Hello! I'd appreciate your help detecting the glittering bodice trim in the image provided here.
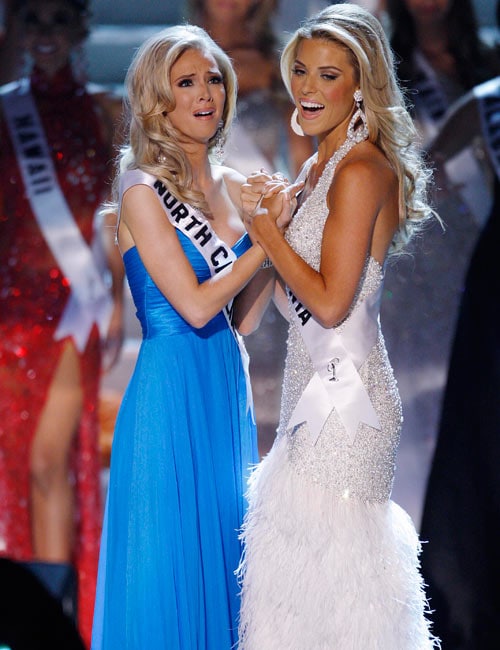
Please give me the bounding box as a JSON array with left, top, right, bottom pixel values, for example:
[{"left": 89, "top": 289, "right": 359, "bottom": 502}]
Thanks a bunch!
[
  {"left": 286, "top": 127, "right": 368, "bottom": 270},
  {"left": 280, "top": 135, "right": 403, "bottom": 503}
]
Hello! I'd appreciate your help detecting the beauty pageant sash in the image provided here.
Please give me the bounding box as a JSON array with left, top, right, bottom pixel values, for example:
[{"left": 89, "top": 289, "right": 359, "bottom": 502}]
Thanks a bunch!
[
  {"left": 475, "top": 77, "right": 500, "bottom": 182},
  {"left": 286, "top": 279, "right": 382, "bottom": 445},
  {"left": 411, "top": 53, "right": 492, "bottom": 224},
  {"left": 120, "top": 169, "right": 254, "bottom": 417},
  {"left": 412, "top": 50, "right": 449, "bottom": 142},
  {"left": 1, "top": 79, "right": 112, "bottom": 351}
]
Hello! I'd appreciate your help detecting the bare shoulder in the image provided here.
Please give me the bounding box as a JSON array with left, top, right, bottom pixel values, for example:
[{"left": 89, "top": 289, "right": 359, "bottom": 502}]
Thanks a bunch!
[
  {"left": 122, "top": 181, "right": 157, "bottom": 207},
  {"left": 333, "top": 141, "right": 397, "bottom": 195}
]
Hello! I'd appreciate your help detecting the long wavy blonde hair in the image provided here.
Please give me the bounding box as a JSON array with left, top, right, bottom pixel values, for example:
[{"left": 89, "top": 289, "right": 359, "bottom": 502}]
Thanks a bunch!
[
  {"left": 280, "top": 3, "right": 436, "bottom": 252},
  {"left": 114, "top": 24, "right": 238, "bottom": 213}
]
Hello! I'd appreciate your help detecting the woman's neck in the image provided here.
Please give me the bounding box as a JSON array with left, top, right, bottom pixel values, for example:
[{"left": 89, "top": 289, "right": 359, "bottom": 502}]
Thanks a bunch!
[
  {"left": 316, "top": 120, "right": 353, "bottom": 165},
  {"left": 185, "top": 146, "right": 214, "bottom": 189}
]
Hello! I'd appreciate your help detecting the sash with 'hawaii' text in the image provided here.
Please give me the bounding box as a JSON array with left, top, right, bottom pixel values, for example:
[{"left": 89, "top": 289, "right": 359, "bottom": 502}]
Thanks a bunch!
[{"left": 1, "top": 78, "right": 112, "bottom": 350}]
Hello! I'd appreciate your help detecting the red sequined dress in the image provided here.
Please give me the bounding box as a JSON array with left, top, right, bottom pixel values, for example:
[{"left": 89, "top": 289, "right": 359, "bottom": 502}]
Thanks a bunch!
[{"left": 0, "top": 65, "right": 112, "bottom": 647}]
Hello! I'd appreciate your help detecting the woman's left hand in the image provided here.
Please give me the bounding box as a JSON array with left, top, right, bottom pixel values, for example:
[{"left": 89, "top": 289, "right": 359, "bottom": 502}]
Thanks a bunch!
[{"left": 241, "top": 170, "right": 288, "bottom": 216}]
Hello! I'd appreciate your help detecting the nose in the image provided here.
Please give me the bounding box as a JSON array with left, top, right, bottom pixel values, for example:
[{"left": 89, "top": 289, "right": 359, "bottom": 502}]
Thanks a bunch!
[
  {"left": 298, "top": 73, "right": 315, "bottom": 95},
  {"left": 199, "top": 82, "right": 213, "bottom": 102}
]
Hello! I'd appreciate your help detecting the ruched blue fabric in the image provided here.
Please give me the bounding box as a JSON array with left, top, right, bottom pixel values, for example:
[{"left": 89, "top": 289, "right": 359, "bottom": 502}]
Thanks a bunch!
[{"left": 91, "top": 232, "right": 258, "bottom": 649}]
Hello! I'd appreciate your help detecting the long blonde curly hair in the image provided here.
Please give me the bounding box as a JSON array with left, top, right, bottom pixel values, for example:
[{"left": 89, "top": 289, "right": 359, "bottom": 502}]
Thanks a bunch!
[
  {"left": 280, "top": 3, "right": 436, "bottom": 253},
  {"left": 113, "top": 23, "right": 238, "bottom": 214}
]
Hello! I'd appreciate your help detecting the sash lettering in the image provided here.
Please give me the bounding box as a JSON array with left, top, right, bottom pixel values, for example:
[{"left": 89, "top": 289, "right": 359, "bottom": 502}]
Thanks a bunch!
[
  {"left": 411, "top": 52, "right": 492, "bottom": 224},
  {"left": 120, "top": 169, "right": 253, "bottom": 417},
  {"left": 1, "top": 79, "right": 112, "bottom": 351},
  {"left": 475, "top": 78, "right": 500, "bottom": 182}
]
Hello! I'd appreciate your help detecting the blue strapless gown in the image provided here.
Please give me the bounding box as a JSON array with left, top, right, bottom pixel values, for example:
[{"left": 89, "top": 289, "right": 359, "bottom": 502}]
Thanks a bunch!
[{"left": 91, "top": 232, "right": 258, "bottom": 649}]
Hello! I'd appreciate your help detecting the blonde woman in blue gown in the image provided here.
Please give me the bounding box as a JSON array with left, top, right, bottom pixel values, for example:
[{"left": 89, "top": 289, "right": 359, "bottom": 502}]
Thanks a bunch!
[{"left": 91, "top": 24, "right": 295, "bottom": 650}]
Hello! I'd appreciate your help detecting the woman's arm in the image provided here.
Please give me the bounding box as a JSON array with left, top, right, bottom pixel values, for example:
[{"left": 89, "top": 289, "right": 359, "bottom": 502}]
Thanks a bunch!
[
  {"left": 232, "top": 172, "right": 301, "bottom": 334},
  {"left": 120, "top": 184, "right": 267, "bottom": 329},
  {"left": 246, "top": 148, "right": 399, "bottom": 328},
  {"left": 232, "top": 266, "right": 276, "bottom": 335},
  {"left": 101, "top": 210, "right": 125, "bottom": 371}
]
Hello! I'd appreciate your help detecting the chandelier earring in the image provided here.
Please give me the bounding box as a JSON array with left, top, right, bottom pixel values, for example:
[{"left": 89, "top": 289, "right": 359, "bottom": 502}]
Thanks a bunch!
[
  {"left": 290, "top": 107, "right": 305, "bottom": 137},
  {"left": 212, "top": 120, "right": 226, "bottom": 163},
  {"left": 347, "top": 89, "right": 369, "bottom": 142}
]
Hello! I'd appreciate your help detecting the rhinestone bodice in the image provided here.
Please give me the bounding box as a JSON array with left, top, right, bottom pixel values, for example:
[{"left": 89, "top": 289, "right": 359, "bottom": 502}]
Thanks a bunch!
[{"left": 279, "top": 141, "right": 403, "bottom": 503}]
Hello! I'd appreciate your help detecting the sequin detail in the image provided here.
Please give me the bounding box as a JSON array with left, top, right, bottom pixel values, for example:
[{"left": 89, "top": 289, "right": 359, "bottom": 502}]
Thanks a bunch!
[
  {"left": 0, "top": 64, "right": 110, "bottom": 647},
  {"left": 280, "top": 139, "right": 403, "bottom": 503}
]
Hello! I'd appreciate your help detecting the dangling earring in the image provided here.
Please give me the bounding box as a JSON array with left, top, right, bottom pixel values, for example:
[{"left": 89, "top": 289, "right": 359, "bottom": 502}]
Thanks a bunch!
[
  {"left": 347, "top": 89, "right": 368, "bottom": 142},
  {"left": 290, "top": 108, "right": 305, "bottom": 137},
  {"left": 158, "top": 151, "right": 167, "bottom": 165},
  {"left": 212, "top": 120, "right": 225, "bottom": 163}
]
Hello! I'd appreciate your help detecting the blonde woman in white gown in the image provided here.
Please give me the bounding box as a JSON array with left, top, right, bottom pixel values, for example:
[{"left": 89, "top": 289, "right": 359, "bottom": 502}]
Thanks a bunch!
[{"left": 234, "top": 4, "right": 441, "bottom": 649}]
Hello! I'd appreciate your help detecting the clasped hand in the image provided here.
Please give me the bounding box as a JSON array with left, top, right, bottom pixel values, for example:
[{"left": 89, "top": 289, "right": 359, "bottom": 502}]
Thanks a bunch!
[{"left": 241, "top": 170, "right": 304, "bottom": 235}]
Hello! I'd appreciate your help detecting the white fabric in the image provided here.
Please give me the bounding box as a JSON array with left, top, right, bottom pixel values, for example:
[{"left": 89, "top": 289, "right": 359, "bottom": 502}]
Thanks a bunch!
[{"left": 287, "top": 283, "right": 382, "bottom": 444}]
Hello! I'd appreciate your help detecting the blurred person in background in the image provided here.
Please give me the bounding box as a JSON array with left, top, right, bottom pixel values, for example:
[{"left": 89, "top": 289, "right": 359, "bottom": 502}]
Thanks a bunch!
[
  {"left": 377, "top": 0, "right": 500, "bottom": 524},
  {"left": 0, "top": 0, "right": 124, "bottom": 645},
  {"left": 419, "top": 4, "right": 500, "bottom": 643},
  {"left": 387, "top": 0, "right": 500, "bottom": 145}
]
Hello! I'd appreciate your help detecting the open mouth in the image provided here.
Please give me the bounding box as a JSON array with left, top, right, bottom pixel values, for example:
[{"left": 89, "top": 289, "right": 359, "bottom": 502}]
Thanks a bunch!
[
  {"left": 194, "top": 109, "right": 215, "bottom": 118},
  {"left": 300, "top": 100, "right": 324, "bottom": 114}
]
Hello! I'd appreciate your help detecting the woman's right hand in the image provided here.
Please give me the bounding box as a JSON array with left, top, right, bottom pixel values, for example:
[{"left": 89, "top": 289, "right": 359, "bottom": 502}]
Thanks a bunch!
[
  {"left": 255, "top": 180, "right": 303, "bottom": 229},
  {"left": 241, "top": 170, "right": 284, "bottom": 217},
  {"left": 241, "top": 170, "right": 301, "bottom": 228}
]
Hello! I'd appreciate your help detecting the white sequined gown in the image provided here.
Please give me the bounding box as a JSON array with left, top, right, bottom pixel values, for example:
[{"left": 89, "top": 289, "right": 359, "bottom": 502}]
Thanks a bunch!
[{"left": 237, "top": 148, "right": 440, "bottom": 650}]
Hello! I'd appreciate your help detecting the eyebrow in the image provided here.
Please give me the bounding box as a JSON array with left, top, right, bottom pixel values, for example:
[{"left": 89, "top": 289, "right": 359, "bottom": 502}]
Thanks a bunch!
[
  {"left": 294, "top": 59, "right": 343, "bottom": 73},
  {"left": 173, "top": 69, "right": 222, "bottom": 83},
  {"left": 173, "top": 72, "right": 195, "bottom": 83}
]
